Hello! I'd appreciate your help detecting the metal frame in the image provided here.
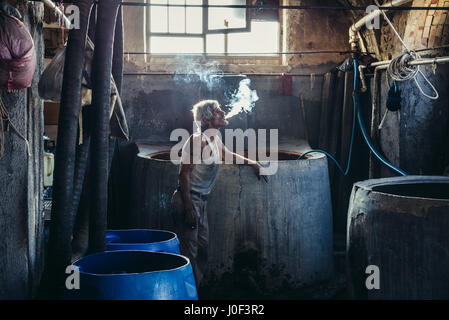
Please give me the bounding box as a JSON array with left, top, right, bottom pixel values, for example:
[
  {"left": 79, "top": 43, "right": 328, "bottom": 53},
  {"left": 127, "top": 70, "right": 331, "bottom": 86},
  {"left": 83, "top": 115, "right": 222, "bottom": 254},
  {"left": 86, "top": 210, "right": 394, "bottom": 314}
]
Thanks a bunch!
[
  {"left": 30, "top": 1, "right": 449, "bottom": 11},
  {"left": 147, "top": 0, "right": 251, "bottom": 35},
  {"left": 147, "top": 0, "right": 258, "bottom": 56},
  {"left": 204, "top": 0, "right": 251, "bottom": 34}
]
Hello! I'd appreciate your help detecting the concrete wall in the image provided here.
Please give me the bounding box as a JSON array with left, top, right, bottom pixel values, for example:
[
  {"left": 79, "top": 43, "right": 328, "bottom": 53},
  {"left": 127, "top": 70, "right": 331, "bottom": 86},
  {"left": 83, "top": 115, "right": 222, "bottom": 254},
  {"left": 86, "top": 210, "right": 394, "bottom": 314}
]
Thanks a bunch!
[
  {"left": 121, "top": 72, "right": 324, "bottom": 147},
  {"left": 120, "top": 0, "right": 353, "bottom": 145},
  {"left": 362, "top": 0, "right": 449, "bottom": 176},
  {"left": 0, "top": 0, "right": 45, "bottom": 299},
  {"left": 285, "top": 0, "right": 354, "bottom": 73}
]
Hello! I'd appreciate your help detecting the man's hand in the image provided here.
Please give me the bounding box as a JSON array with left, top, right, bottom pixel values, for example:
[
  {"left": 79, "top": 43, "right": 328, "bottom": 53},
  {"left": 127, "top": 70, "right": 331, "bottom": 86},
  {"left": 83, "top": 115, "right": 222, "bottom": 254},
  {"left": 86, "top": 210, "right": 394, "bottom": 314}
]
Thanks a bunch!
[
  {"left": 184, "top": 203, "right": 197, "bottom": 229},
  {"left": 252, "top": 163, "right": 268, "bottom": 183}
]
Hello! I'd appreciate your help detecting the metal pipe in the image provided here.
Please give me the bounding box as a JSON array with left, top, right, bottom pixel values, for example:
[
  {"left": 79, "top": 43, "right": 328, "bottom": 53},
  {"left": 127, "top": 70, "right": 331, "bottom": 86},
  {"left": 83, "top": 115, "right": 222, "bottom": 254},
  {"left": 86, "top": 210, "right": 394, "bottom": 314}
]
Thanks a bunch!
[
  {"left": 368, "top": 56, "right": 449, "bottom": 69},
  {"left": 27, "top": 1, "right": 443, "bottom": 10},
  {"left": 124, "top": 50, "right": 359, "bottom": 55},
  {"left": 123, "top": 72, "right": 325, "bottom": 77},
  {"left": 32, "top": 0, "right": 449, "bottom": 10},
  {"left": 41, "top": 0, "right": 71, "bottom": 28},
  {"left": 349, "top": 0, "right": 413, "bottom": 52},
  {"left": 358, "top": 65, "right": 368, "bottom": 92},
  {"left": 369, "top": 66, "right": 382, "bottom": 178}
]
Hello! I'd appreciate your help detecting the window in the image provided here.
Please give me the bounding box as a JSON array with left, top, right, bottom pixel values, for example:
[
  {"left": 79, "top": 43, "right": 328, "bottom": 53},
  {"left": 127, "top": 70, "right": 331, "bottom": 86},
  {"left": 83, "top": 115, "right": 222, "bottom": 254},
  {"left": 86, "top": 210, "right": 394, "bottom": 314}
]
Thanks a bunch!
[{"left": 147, "top": 0, "right": 280, "bottom": 56}]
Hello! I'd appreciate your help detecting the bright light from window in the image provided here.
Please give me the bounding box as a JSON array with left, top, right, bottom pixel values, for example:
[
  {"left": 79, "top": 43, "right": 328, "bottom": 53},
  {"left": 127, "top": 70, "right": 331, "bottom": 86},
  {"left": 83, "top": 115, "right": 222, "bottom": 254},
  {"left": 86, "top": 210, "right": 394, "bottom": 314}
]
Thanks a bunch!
[
  {"left": 186, "top": 0, "right": 202, "bottom": 34},
  {"left": 206, "top": 34, "right": 225, "bottom": 54},
  {"left": 169, "top": 0, "right": 185, "bottom": 33},
  {"left": 150, "top": 0, "right": 168, "bottom": 32},
  {"left": 228, "top": 21, "right": 279, "bottom": 55},
  {"left": 147, "top": 1, "right": 280, "bottom": 56},
  {"left": 150, "top": 37, "right": 203, "bottom": 54},
  {"left": 208, "top": 0, "right": 246, "bottom": 30}
]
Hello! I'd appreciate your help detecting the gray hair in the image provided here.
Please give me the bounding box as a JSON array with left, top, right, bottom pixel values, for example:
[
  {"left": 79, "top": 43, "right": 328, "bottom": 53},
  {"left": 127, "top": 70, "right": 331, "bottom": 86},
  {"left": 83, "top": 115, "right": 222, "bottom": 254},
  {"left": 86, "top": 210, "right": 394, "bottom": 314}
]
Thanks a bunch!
[{"left": 191, "top": 100, "right": 218, "bottom": 130}]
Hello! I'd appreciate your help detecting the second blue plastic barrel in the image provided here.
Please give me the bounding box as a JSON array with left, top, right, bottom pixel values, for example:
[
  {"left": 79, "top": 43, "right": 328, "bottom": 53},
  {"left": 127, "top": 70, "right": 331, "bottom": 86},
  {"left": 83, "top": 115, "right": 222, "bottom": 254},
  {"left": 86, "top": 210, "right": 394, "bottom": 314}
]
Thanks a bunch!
[
  {"left": 70, "top": 250, "right": 198, "bottom": 300},
  {"left": 106, "top": 229, "right": 180, "bottom": 254}
]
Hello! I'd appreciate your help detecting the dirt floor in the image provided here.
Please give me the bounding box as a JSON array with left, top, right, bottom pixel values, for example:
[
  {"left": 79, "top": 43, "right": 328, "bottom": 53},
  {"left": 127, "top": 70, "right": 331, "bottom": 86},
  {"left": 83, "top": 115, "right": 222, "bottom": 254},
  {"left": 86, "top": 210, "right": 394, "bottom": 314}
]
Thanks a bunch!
[
  {"left": 199, "top": 271, "right": 348, "bottom": 300},
  {"left": 198, "top": 236, "right": 349, "bottom": 300}
]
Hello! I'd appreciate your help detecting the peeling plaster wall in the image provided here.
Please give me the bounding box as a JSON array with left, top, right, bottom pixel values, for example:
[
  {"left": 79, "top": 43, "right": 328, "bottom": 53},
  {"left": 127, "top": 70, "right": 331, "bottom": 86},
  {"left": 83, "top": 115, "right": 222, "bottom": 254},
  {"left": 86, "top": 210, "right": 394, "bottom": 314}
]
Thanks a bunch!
[
  {"left": 285, "top": 0, "right": 353, "bottom": 73},
  {"left": 0, "top": 0, "right": 45, "bottom": 299}
]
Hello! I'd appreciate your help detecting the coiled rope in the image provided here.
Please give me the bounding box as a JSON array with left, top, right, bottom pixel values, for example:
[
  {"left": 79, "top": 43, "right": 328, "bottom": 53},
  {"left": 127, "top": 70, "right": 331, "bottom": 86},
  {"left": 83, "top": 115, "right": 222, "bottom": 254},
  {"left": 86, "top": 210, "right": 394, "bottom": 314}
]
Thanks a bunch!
[
  {"left": 387, "top": 51, "right": 439, "bottom": 100},
  {"left": 374, "top": 0, "right": 439, "bottom": 100}
]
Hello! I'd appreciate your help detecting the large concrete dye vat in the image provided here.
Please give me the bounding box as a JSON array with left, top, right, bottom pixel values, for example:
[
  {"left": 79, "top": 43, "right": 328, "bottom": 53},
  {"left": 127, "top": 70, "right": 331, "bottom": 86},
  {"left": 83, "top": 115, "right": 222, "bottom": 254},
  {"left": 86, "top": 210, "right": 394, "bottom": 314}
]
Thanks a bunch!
[
  {"left": 347, "top": 176, "right": 449, "bottom": 299},
  {"left": 129, "top": 139, "right": 333, "bottom": 288}
]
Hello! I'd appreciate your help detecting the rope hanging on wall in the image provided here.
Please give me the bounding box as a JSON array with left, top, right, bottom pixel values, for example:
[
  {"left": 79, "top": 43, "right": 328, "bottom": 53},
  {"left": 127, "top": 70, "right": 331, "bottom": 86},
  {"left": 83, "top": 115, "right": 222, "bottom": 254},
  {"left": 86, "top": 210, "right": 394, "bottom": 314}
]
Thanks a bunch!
[
  {"left": 0, "top": 90, "right": 31, "bottom": 159},
  {"left": 374, "top": 0, "right": 439, "bottom": 100},
  {"left": 372, "top": 0, "right": 439, "bottom": 131}
]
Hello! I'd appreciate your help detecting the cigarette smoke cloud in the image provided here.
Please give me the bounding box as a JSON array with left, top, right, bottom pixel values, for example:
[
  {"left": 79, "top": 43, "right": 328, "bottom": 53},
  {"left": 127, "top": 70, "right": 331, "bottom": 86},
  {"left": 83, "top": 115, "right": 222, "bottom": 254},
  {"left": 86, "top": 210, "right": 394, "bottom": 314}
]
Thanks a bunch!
[
  {"left": 173, "top": 59, "right": 224, "bottom": 90},
  {"left": 172, "top": 59, "right": 259, "bottom": 119},
  {"left": 225, "top": 78, "right": 259, "bottom": 119}
]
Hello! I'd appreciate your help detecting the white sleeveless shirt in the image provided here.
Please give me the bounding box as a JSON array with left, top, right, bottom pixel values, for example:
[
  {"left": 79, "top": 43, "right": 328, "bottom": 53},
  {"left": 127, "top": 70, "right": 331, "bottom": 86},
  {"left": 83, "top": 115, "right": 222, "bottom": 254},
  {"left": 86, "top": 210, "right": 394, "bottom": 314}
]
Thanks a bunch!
[{"left": 180, "top": 133, "right": 221, "bottom": 195}]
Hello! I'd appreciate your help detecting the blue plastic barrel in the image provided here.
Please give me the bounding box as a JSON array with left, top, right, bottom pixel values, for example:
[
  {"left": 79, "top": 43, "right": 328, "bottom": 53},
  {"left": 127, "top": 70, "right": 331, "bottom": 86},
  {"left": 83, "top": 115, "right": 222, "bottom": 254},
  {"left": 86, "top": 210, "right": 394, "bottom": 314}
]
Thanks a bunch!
[
  {"left": 70, "top": 250, "right": 198, "bottom": 300},
  {"left": 106, "top": 229, "right": 180, "bottom": 254}
]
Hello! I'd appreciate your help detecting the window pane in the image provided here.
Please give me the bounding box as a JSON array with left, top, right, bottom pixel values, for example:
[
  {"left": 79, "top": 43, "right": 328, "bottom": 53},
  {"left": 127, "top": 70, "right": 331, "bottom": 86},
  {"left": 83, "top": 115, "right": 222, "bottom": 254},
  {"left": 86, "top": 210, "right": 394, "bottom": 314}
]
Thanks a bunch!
[
  {"left": 186, "top": 7, "right": 202, "bottom": 33},
  {"left": 169, "top": 0, "right": 185, "bottom": 33},
  {"left": 228, "top": 21, "right": 279, "bottom": 55},
  {"left": 206, "top": 34, "right": 225, "bottom": 54},
  {"left": 150, "top": 36, "right": 203, "bottom": 54},
  {"left": 150, "top": 0, "right": 168, "bottom": 32},
  {"left": 208, "top": 0, "right": 246, "bottom": 30},
  {"left": 186, "top": 0, "right": 202, "bottom": 5}
]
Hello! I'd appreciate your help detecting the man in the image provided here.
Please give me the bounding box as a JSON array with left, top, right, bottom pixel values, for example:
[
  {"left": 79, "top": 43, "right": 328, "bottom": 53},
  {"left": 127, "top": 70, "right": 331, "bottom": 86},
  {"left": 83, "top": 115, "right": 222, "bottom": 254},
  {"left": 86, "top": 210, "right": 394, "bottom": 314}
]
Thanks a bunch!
[{"left": 171, "top": 99, "right": 267, "bottom": 287}]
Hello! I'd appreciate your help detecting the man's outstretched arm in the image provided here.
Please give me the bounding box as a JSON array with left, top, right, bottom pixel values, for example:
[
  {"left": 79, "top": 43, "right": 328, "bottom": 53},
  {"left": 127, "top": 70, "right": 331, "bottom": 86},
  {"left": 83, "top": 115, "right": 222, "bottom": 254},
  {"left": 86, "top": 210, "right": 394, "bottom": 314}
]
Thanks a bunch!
[{"left": 217, "top": 138, "right": 268, "bottom": 182}]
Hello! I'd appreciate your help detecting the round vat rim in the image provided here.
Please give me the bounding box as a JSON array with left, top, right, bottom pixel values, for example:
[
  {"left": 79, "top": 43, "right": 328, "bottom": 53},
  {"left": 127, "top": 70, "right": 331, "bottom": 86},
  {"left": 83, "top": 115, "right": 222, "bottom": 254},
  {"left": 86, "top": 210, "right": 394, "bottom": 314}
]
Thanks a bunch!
[
  {"left": 106, "top": 229, "right": 178, "bottom": 246},
  {"left": 72, "top": 250, "right": 192, "bottom": 277},
  {"left": 353, "top": 175, "right": 449, "bottom": 204},
  {"left": 139, "top": 149, "right": 326, "bottom": 162}
]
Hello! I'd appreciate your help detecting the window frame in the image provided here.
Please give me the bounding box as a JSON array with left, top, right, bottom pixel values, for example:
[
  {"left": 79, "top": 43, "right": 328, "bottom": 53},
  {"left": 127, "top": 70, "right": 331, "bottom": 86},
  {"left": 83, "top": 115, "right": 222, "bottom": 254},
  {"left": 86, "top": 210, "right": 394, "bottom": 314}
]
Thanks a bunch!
[{"left": 145, "top": 0, "right": 282, "bottom": 62}]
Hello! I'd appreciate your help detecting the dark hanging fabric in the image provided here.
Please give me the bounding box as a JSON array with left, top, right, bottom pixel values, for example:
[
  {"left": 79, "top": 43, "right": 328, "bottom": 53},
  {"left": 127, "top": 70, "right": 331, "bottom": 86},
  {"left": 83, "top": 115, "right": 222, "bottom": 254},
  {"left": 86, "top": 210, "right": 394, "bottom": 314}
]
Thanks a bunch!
[
  {"left": 42, "top": 0, "right": 95, "bottom": 298},
  {"left": 386, "top": 80, "right": 401, "bottom": 111},
  {"left": 107, "top": 4, "right": 128, "bottom": 230},
  {"left": 88, "top": 0, "right": 121, "bottom": 254},
  {"left": 112, "top": 6, "right": 123, "bottom": 95},
  {"left": 0, "top": 2, "right": 22, "bottom": 19},
  {"left": 318, "top": 69, "right": 370, "bottom": 235},
  {"left": 109, "top": 5, "right": 126, "bottom": 139},
  {"left": 71, "top": 105, "right": 94, "bottom": 261},
  {"left": 0, "top": 12, "right": 36, "bottom": 91},
  {"left": 279, "top": 73, "right": 293, "bottom": 96},
  {"left": 88, "top": 3, "right": 97, "bottom": 43}
]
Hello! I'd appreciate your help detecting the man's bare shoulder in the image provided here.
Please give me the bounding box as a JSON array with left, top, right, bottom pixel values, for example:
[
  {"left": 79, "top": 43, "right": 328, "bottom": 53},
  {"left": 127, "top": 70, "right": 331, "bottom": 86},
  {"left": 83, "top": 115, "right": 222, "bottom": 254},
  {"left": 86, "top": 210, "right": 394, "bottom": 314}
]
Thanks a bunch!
[
  {"left": 214, "top": 134, "right": 224, "bottom": 146},
  {"left": 188, "top": 133, "right": 208, "bottom": 148},
  {"left": 181, "top": 133, "right": 207, "bottom": 163}
]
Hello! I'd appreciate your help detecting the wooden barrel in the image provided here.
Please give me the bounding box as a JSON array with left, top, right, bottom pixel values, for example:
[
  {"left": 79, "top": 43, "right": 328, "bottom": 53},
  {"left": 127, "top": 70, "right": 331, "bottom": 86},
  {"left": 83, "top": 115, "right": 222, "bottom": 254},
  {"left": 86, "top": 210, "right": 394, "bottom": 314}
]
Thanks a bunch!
[{"left": 347, "top": 176, "right": 449, "bottom": 299}]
